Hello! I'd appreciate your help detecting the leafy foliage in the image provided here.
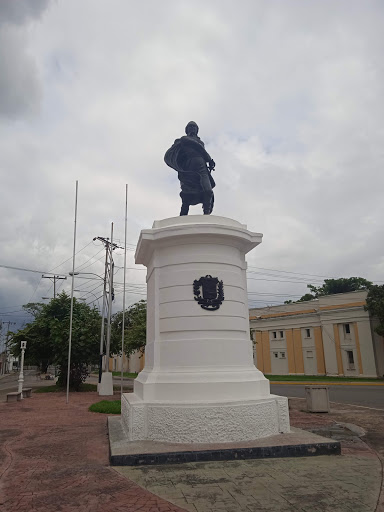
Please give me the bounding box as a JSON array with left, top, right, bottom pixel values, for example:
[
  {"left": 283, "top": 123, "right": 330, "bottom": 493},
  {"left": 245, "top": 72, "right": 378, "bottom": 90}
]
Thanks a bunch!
[
  {"left": 111, "top": 300, "right": 146, "bottom": 357},
  {"left": 285, "top": 277, "right": 372, "bottom": 303},
  {"left": 307, "top": 277, "right": 372, "bottom": 298},
  {"left": 365, "top": 285, "right": 384, "bottom": 337},
  {"left": 9, "top": 292, "right": 101, "bottom": 390}
]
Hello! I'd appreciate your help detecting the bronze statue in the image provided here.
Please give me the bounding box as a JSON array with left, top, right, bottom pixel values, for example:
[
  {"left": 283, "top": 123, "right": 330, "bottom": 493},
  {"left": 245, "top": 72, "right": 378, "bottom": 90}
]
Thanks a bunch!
[{"left": 164, "top": 121, "right": 216, "bottom": 215}]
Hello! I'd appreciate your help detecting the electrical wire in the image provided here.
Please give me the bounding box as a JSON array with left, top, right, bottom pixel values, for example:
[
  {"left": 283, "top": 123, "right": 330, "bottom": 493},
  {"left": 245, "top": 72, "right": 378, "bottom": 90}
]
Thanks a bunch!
[
  {"left": 74, "top": 248, "right": 106, "bottom": 272},
  {"left": 47, "top": 240, "right": 97, "bottom": 272}
]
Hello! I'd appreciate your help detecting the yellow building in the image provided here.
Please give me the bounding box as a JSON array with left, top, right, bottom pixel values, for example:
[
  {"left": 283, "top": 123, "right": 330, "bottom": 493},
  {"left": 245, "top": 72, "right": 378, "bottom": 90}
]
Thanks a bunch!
[
  {"left": 107, "top": 350, "right": 144, "bottom": 373},
  {"left": 250, "top": 291, "right": 384, "bottom": 378}
]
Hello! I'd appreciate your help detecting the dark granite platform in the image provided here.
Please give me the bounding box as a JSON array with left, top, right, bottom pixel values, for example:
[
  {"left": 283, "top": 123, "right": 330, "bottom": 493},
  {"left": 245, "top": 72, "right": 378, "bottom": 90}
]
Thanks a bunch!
[{"left": 108, "top": 416, "right": 340, "bottom": 466}]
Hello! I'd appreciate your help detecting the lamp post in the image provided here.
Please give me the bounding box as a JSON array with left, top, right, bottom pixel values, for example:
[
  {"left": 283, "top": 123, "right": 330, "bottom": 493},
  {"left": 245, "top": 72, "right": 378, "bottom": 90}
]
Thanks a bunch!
[{"left": 18, "top": 340, "right": 27, "bottom": 399}]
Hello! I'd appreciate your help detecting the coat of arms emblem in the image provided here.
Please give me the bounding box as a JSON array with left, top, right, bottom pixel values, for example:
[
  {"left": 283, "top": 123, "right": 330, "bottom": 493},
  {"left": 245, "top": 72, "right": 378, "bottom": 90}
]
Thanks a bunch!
[{"left": 193, "top": 275, "right": 224, "bottom": 311}]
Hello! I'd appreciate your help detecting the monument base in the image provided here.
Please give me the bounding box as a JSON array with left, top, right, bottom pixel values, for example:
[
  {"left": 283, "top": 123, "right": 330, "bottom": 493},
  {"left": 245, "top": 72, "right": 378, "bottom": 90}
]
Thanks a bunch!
[
  {"left": 122, "top": 215, "right": 290, "bottom": 444},
  {"left": 122, "top": 392, "right": 289, "bottom": 443}
]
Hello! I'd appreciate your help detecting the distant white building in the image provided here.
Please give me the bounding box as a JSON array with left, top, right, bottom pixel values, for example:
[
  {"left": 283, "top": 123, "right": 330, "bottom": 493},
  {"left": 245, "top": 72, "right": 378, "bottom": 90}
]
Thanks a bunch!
[
  {"left": 249, "top": 291, "right": 384, "bottom": 378},
  {"left": 0, "top": 351, "right": 18, "bottom": 374}
]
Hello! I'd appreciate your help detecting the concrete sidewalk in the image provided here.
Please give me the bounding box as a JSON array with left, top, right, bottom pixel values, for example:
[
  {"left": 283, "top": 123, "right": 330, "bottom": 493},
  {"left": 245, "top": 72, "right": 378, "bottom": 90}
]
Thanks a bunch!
[{"left": 0, "top": 391, "right": 383, "bottom": 512}]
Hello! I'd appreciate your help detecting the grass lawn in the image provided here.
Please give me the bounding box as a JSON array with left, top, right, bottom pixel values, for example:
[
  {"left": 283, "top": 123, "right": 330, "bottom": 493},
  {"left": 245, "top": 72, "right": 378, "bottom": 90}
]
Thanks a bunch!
[
  {"left": 89, "top": 400, "right": 121, "bottom": 414},
  {"left": 111, "top": 371, "right": 138, "bottom": 378},
  {"left": 92, "top": 371, "right": 138, "bottom": 378},
  {"left": 265, "top": 374, "right": 384, "bottom": 382}
]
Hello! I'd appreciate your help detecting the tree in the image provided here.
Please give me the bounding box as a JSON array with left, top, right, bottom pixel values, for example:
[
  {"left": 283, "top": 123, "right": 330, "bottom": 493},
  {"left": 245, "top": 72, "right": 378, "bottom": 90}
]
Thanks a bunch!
[
  {"left": 111, "top": 300, "right": 147, "bottom": 357},
  {"left": 307, "top": 277, "right": 372, "bottom": 297},
  {"left": 365, "top": 285, "right": 384, "bottom": 336},
  {"left": 284, "top": 293, "right": 315, "bottom": 304},
  {"left": 9, "top": 292, "right": 102, "bottom": 390},
  {"left": 295, "top": 277, "right": 372, "bottom": 302}
]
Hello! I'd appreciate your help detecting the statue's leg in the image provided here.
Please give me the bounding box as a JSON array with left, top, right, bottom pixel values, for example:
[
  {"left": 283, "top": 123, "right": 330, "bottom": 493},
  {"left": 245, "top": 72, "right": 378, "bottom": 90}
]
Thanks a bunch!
[
  {"left": 202, "top": 191, "right": 213, "bottom": 214},
  {"left": 199, "top": 171, "right": 214, "bottom": 215},
  {"left": 209, "top": 193, "right": 214, "bottom": 214},
  {"left": 180, "top": 201, "right": 189, "bottom": 216}
]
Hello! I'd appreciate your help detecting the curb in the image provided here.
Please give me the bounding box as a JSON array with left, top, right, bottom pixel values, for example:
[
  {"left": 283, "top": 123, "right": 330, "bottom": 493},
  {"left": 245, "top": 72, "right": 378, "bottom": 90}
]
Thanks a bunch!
[{"left": 108, "top": 417, "right": 341, "bottom": 467}]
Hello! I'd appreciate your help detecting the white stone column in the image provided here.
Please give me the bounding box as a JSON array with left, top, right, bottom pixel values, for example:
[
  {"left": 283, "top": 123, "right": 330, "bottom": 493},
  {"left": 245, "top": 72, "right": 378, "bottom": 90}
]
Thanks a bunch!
[{"left": 122, "top": 215, "right": 290, "bottom": 443}]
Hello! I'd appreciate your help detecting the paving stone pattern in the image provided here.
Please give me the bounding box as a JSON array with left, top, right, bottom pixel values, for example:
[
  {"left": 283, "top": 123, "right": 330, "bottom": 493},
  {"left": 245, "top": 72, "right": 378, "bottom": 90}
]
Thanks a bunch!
[
  {"left": 116, "top": 454, "right": 381, "bottom": 512},
  {"left": 1, "top": 390, "right": 382, "bottom": 512},
  {"left": 0, "top": 392, "right": 185, "bottom": 512}
]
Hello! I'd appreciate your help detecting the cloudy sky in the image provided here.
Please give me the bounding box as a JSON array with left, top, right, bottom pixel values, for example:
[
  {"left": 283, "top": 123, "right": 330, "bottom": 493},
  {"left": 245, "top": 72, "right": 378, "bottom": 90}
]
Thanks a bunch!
[{"left": 1, "top": 0, "right": 384, "bottom": 340}]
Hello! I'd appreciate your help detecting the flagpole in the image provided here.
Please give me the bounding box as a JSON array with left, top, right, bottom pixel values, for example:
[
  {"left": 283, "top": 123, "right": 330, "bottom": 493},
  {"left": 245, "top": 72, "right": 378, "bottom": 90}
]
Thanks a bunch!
[
  {"left": 66, "top": 180, "right": 78, "bottom": 404},
  {"left": 121, "top": 184, "right": 128, "bottom": 396}
]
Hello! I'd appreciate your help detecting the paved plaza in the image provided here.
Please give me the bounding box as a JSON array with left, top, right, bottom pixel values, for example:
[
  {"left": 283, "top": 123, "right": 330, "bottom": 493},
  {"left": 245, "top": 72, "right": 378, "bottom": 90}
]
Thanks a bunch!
[
  {"left": 116, "top": 453, "right": 380, "bottom": 512},
  {"left": 0, "top": 389, "right": 383, "bottom": 512}
]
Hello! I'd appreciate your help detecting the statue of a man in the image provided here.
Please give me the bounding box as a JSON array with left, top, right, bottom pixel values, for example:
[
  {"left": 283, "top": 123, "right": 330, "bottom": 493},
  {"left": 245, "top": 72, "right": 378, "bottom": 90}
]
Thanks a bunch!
[{"left": 164, "top": 121, "right": 216, "bottom": 215}]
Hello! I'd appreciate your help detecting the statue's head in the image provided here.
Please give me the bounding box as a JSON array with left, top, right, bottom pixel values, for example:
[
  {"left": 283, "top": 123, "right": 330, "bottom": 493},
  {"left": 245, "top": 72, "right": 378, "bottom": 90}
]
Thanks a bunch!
[{"left": 185, "top": 121, "right": 199, "bottom": 136}]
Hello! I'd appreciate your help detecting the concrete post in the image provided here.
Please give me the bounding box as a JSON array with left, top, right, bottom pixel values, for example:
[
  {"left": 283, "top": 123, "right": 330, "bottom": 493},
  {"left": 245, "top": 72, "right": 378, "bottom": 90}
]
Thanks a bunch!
[{"left": 18, "top": 340, "right": 27, "bottom": 399}]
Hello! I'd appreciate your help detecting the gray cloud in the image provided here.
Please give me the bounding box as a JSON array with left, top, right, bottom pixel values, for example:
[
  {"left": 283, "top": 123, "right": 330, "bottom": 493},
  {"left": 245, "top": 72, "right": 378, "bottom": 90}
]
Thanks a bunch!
[
  {"left": 0, "top": 0, "right": 49, "bottom": 118},
  {"left": 0, "top": 0, "right": 49, "bottom": 25}
]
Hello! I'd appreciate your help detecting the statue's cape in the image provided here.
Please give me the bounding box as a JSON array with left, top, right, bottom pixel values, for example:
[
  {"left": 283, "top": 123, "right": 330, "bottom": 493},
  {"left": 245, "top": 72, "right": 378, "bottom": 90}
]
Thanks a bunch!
[
  {"left": 164, "top": 137, "right": 216, "bottom": 191},
  {"left": 164, "top": 138, "right": 184, "bottom": 172}
]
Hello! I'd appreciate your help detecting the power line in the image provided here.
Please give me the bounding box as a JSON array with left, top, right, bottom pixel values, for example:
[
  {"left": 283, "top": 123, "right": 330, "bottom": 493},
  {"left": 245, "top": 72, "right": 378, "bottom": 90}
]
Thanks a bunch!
[
  {"left": 0, "top": 264, "right": 52, "bottom": 274},
  {"left": 247, "top": 265, "right": 336, "bottom": 279},
  {"left": 74, "top": 248, "right": 106, "bottom": 272},
  {"left": 247, "top": 266, "right": 384, "bottom": 283},
  {"left": 47, "top": 240, "right": 96, "bottom": 272},
  {"left": 247, "top": 277, "right": 317, "bottom": 284},
  {"left": 41, "top": 275, "right": 67, "bottom": 298}
]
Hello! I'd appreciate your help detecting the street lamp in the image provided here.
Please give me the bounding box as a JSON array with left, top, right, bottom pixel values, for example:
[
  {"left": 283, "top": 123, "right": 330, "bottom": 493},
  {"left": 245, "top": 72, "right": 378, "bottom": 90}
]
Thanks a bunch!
[
  {"left": 18, "top": 340, "right": 27, "bottom": 399},
  {"left": 73, "top": 289, "right": 101, "bottom": 308},
  {"left": 69, "top": 272, "right": 104, "bottom": 280}
]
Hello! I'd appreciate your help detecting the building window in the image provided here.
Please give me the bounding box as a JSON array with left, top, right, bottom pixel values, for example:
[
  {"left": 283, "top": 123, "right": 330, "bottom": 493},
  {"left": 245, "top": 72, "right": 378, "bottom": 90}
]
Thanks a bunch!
[
  {"left": 272, "top": 331, "right": 277, "bottom": 339},
  {"left": 280, "top": 352, "right": 286, "bottom": 359},
  {"left": 344, "top": 323, "right": 351, "bottom": 335},
  {"left": 305, "top": 328, "right": 311, "bottom": 338},
  {"left": 347, "top": 350, "right": 355, "bottom": 370},
  {"left": 306, "top": 350, "right": 313, "bottom": 358}
]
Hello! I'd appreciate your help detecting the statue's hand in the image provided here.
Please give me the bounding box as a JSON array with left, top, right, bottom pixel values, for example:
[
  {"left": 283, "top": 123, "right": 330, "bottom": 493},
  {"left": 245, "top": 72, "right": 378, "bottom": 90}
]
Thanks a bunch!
[{"left": 209, "top": 159, "right": 215, "bottom": 170}]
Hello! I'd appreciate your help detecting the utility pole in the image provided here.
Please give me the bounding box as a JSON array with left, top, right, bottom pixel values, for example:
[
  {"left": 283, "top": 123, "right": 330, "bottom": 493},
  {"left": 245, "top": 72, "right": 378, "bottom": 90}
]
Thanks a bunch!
[
  {"left": 41, "top": 274, "right": 67, "bottom": 298},
  {"left": 94, "top": 229, "right": 122, "bottom": 395},
  {"left": 1, "top": 321, "right": 16, "bottom": 374}
]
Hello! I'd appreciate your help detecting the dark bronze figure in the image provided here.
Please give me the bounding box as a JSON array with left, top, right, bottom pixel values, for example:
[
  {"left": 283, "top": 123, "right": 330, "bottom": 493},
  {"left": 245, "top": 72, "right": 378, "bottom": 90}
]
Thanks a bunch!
[{"left": 164, "top": 121, "right": 216, "bottom": 215}]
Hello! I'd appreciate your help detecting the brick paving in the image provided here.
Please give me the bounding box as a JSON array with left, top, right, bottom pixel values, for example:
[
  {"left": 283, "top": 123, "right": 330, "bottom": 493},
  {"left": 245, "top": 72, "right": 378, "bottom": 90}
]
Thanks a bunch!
[
  {"left": 0, "top": 392, "right": 185, "bottom": 512},
  {"left": 1, "top": 391, "right": 383, "bottom": 512}
]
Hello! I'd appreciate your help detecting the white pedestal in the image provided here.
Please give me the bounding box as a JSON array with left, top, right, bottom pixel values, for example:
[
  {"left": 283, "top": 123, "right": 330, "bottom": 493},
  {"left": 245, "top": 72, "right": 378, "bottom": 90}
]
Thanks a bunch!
[
  {"left": 122, "top": 215, "right": 290, "bottom": 443},
  {"left": 99, "top": 371, "right": 113, "bottom": 396}
]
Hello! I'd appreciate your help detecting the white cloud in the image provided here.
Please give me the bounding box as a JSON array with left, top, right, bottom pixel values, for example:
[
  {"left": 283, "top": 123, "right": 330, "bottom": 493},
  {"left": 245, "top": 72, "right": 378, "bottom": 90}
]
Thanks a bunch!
[{"left": 1, "top": 0, "right": 384, "bottom": 333}]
